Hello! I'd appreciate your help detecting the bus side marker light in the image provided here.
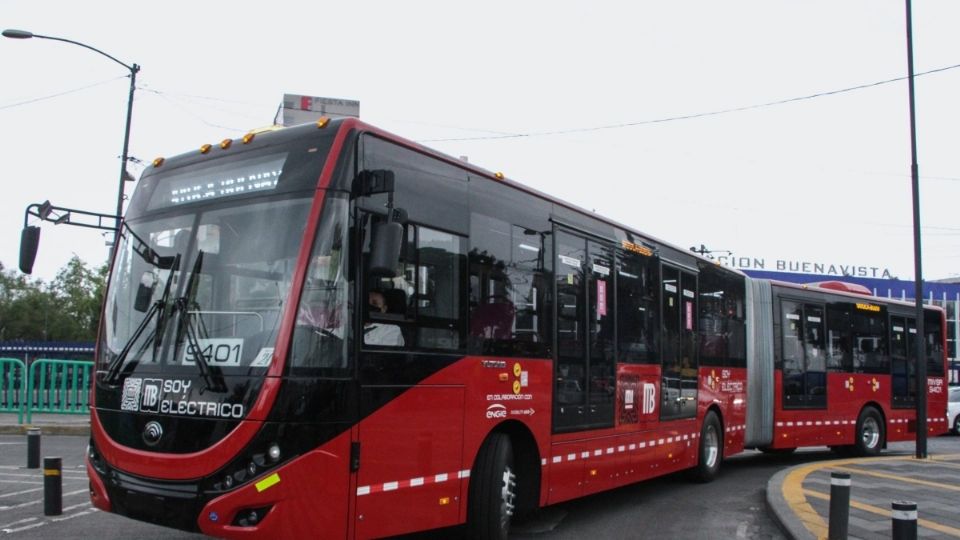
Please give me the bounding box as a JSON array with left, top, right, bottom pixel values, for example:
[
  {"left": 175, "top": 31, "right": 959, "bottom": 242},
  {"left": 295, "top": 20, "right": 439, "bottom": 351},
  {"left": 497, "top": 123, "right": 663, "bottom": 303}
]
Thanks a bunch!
[
  {"left": 494, "top": 172, "right": 505, "bottom": 180},
  {"left": 589, "top": 469, "right": 597, "bottom": 476},
  {"left": 499, "top": 373, "right": 509, "bottom": 382},
  {"left": 316, "top": 116, "right": 330, "bottom": 129},
  {"left": 242, "top": 133, "right": 255, "bottom": 144},
  {"left": 255, "top": 473, "right": 281, "bottom": 493},
  {"left": 200, "top": 144, "right": 212, "bottom": 154},
  {"left": 220, "top": 139, "right": 232, "bottom": 150},
  {"left": 152, "top": 157, "right": 165, "bottom": 168},
  {"left": 439, "top": 497, "right": 450, "bottom": 506}
]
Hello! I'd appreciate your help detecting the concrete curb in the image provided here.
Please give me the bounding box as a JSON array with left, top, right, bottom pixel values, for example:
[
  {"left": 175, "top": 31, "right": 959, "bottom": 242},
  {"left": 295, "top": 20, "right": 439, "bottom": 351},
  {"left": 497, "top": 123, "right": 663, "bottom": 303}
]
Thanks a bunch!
[{"left": 765, "top": 466, "right": 816, "bottom": 540}]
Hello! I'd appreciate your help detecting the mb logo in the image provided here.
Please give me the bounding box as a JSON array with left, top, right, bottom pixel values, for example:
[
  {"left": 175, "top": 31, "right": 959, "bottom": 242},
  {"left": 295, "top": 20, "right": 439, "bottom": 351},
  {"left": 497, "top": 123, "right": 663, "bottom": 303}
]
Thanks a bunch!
[
  {"left": 642, "top": 383, "right": 656, "bottom": 414},
  {"left": 141, "top": 379, "right": 162, "bottom": 412}
]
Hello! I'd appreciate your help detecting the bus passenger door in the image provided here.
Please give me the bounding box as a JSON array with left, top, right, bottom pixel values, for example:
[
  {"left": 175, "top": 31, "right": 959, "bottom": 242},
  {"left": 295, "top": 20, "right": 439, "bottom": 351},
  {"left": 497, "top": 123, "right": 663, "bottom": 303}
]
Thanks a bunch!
[
  {"left": 660, "top": 265, "right": 697, "bottom": 421},
  {"left": 553, "top": 230, "right": 615, "bottom": 432}
]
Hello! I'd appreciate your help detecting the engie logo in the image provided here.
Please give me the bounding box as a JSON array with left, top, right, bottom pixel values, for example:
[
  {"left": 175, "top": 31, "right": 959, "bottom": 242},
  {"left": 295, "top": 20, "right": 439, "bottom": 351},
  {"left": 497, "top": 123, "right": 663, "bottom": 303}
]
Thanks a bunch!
[
  {"left": 140, "top": 379, "right": 162, "bottom": 412},
  {"left": 486, "top": 404, "right": 507, "bottom": 419}
]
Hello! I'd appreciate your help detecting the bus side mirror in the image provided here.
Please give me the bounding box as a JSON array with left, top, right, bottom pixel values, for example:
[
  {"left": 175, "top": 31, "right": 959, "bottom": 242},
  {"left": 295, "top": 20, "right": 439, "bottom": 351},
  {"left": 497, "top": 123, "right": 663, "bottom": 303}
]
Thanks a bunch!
[
  {"left": 19, "top": 225, "right": 40, "bottom": 274},
  {"left": 368, "top": 221, "right": 403, "bottom": 278}
]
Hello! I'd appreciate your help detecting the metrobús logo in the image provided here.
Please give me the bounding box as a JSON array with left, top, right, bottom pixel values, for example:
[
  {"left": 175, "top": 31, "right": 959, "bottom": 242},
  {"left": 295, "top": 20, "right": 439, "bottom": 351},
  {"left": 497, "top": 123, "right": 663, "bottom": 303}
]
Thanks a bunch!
[
  {"left": 118, "top": 377, "right": 244, "bottom": 419},
  {"left": 485, "top": 404, "right": 507, "bottom": 419}
]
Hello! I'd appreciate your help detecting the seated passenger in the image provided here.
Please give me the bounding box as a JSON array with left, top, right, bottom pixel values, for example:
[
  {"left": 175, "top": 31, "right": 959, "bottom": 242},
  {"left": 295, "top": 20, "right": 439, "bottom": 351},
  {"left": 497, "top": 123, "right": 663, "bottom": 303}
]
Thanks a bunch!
[{"left": 365, "top": 290, "right": 404, "bottom": 347}]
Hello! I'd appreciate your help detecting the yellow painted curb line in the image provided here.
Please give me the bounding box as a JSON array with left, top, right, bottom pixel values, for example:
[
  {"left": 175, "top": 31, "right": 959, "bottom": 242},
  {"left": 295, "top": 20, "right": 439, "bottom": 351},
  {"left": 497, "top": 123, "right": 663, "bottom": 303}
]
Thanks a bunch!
[{"left": 781, "top": 454, "right": 960, "bottom": 539}]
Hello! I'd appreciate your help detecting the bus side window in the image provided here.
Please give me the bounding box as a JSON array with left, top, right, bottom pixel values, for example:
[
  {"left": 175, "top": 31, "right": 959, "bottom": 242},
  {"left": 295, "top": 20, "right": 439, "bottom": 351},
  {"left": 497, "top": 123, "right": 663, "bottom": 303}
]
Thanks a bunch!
[
  {"left": 365, "top": 218, "right": 467, "bottom": 351},
  {"left": 468, "top": 213, "right": 551, "bottom": 357}
]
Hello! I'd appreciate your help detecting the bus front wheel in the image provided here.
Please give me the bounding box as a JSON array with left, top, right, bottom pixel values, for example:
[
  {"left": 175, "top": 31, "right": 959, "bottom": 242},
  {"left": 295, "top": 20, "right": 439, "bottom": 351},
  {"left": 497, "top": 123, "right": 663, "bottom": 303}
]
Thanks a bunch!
[
  {"left": 689, "top": 411, "right": 723, "bottom": 483},
  {"left": 468, "top": 433, "right": 516, "bottom": 540}
]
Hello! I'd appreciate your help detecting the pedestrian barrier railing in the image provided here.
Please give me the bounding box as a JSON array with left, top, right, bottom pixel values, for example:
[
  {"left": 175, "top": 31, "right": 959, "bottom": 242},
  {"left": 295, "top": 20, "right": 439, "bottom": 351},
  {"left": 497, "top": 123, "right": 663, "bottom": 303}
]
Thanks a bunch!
[
  {"left": 0, "top": 358, "right": 27, "bottom": 424},
  {"left": 24, "top": 359, "right": 94, "bottom": 424}
]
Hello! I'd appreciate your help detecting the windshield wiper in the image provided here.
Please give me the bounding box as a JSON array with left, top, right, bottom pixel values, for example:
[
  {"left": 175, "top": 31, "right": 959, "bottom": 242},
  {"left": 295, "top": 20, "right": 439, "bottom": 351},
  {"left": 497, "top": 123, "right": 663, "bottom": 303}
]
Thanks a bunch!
[
  {"left": 105, "top": 253, "right": 181, "bottom": 384},
  {"left": 173, "top": 251, "right": 227, "bottom": 393}
]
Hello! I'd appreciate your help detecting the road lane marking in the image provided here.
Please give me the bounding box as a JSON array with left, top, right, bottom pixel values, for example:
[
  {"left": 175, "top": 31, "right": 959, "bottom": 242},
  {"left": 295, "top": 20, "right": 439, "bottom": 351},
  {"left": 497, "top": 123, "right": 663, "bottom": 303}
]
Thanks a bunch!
[
  {"left": 0, "top": 487, "right": 43, "bottom": 499},
  {"left": 0, "top": 518, "right": 36, "bottom": 531},
  {"left": 1, "top": 506, "right": 97, "bottom": 534},
  {"left": 0, "top": 488, "right": 89, "bottom": 512},
  {"left": 832, "top": 465, "right": 960, "bottom": 492},
  {"left": 804, "top": 489, "right": 960, "bottom": 538}
]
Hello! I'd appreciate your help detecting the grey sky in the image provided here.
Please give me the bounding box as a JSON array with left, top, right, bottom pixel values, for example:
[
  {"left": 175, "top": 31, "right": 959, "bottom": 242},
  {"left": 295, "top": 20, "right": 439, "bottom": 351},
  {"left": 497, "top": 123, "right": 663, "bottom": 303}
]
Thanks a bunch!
[{"left": 3, "top": 1, "right": 958, "bottom": 283}]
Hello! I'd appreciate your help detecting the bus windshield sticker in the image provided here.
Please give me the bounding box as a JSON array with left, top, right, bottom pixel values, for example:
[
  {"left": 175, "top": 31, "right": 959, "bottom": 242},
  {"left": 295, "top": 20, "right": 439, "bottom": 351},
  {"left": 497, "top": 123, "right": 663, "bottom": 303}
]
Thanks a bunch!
[
  {"left": 559, "top": 255, "right": 581, "bottom": 268},
  {"left": 251, "top": 348, "right": 274, "bottom": 367},
  {"left": 181, "top": 338, "right": 244, "bottom": 366}
]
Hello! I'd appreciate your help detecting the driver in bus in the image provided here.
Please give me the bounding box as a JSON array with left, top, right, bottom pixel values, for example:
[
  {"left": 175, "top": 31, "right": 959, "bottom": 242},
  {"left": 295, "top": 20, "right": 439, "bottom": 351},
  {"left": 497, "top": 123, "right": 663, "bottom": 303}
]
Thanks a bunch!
[{"left": 365, "top": 290, "right": 404, "bottom": 347}]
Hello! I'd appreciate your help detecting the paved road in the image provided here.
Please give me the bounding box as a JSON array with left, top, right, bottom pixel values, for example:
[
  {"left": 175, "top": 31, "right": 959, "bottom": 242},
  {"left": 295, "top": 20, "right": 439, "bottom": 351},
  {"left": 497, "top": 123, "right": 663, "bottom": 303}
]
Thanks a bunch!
[{"left": 1, "top": 433, "right": 956, "bottom": 538}]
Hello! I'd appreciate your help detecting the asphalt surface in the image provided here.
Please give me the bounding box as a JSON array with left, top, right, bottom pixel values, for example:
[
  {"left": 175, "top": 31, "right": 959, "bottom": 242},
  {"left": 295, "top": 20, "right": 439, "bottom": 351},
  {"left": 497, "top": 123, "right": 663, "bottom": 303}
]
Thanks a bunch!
[{"left": 3, "top": 411, "right": 960, "bottom": 539}]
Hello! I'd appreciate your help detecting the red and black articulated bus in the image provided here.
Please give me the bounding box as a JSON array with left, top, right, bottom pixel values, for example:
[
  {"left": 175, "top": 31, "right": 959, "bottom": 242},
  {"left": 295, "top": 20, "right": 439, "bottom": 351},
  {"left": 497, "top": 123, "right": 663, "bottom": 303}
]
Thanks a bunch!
[{"left": 87, "top": 117, "right": 949, "bottom": 539}]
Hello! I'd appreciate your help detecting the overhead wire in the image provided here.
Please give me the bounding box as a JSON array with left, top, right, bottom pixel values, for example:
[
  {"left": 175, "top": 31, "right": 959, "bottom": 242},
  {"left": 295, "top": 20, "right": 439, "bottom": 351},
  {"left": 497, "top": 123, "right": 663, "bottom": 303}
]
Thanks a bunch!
[
  {"left": 0, "top": 75, "right": 128, "bottom": 111},
  {"left": 418, "top": 63, "right": 960, "bottom": 142}
]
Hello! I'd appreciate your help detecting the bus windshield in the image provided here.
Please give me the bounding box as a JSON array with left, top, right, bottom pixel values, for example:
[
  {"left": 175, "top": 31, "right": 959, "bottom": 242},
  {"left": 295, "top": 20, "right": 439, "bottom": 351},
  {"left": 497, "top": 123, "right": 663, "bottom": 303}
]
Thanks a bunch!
[{"left": 99, "top": 194, "right": 312, "bottom": 381}]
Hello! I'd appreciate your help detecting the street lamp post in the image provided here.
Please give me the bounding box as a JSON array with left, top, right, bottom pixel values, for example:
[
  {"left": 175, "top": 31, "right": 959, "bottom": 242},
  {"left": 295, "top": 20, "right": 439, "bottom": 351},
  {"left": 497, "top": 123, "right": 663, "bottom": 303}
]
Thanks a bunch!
[
  {"left": 3, "top": 28, "right": 139, "bottom": 235},
  {"left": 903, "top": 1, "right": 927, "bottom": 459}
]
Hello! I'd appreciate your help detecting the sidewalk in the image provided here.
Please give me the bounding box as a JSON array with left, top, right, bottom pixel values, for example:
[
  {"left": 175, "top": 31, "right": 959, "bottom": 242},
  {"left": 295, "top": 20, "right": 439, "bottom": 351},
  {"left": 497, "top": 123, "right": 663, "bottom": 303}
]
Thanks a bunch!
[
  {"left": 768, "top": 451, "right": 960, "bottom": 540},
  {"left": 0, "top": 411, "right": 90, "bottom": 436}
]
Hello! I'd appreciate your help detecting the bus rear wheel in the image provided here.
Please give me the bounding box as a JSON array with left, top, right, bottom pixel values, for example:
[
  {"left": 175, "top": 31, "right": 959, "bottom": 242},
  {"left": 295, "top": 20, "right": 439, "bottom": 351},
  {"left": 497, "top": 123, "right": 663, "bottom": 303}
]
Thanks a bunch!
[
  {"left": 689, "top": 411, "right": 723, "bottom": 483},
  {"left": 853, "top": 407, "right": 884, "bottom": 457},
  {"left": 468, "top": 433, "right": 516, "bottom": 540}
]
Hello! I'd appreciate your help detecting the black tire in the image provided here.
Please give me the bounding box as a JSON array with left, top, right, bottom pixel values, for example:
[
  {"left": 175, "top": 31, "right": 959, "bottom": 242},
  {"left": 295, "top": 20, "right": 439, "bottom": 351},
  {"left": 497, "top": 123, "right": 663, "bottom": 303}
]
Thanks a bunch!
[
  {"left": 852, "top": 407, "right": 884, "bottom": 457},
  {"left": 468, "top": 433, "right": 516, "bottom": 540},
  {"left": 952, "top": 415, "right": 959, "bottom": 435},
  {"left": 689, "top": 411, "right": 723, "bottom": 483}
]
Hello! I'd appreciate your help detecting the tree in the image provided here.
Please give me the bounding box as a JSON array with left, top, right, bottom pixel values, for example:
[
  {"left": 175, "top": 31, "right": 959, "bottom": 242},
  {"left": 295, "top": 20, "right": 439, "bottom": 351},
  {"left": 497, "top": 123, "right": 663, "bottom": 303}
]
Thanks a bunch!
[{"left": 0, "top": 257, "right": 107, "bottom": 342}]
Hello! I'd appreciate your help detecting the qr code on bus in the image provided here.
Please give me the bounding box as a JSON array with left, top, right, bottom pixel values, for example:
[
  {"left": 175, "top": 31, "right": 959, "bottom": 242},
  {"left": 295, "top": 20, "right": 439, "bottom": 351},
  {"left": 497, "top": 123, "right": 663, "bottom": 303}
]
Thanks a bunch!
[{"left": 121, "top": 377, "right": 142, "bottom": 412}]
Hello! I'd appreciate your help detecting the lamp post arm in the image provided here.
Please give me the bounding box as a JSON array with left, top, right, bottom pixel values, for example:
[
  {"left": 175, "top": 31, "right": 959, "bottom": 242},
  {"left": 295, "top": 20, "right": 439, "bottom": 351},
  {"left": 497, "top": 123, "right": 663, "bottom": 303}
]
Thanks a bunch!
[{"left": 30, "top": 33, "right": 137, "bottom": 74}]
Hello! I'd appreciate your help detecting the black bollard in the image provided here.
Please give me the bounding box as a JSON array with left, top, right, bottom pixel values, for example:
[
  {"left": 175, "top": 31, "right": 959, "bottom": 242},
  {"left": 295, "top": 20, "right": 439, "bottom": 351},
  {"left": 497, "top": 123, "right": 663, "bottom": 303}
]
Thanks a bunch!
[
  {"left": 891, "top": 500, "right": 917, "bottom": 540},
  {"left": 26, "top": 428, "right": 40, "bottom": 469},
  {"left": 828, "top": 471, "right": 851, "bottom": 540},
  {"left": 43, "top": 457, "right": 62, "bottom": 516}
]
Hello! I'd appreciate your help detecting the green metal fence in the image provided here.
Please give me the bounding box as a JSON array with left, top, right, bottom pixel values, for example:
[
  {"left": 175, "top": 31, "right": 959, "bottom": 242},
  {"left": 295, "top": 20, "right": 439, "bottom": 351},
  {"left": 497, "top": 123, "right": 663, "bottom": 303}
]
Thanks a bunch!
[
  {"left": 25, "top": 359, "right": 94, "bottom": 423},
  {"left": 0, "top": 357, "right": 26, "bottom": 424}
]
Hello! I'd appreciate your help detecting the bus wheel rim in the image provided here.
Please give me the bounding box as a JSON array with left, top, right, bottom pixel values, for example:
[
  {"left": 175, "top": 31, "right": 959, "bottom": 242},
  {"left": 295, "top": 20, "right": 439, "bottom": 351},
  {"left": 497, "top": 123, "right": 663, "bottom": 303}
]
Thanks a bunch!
[
  {"left": 862, "top": 417, "right": 880, "bottom": 448},
  {"left": 705, "top": 426, "right": 719, "bottom": 467},
  {"left": 500, "top": 465, "right": 516, "bottom": 530}
]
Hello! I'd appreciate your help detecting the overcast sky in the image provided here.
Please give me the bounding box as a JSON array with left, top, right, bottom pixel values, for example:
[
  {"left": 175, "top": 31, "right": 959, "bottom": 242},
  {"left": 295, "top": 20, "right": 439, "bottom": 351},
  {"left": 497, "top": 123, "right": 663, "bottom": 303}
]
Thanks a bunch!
[{"left": 2, "top": 1, "right": 958, "bottom": 284}]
